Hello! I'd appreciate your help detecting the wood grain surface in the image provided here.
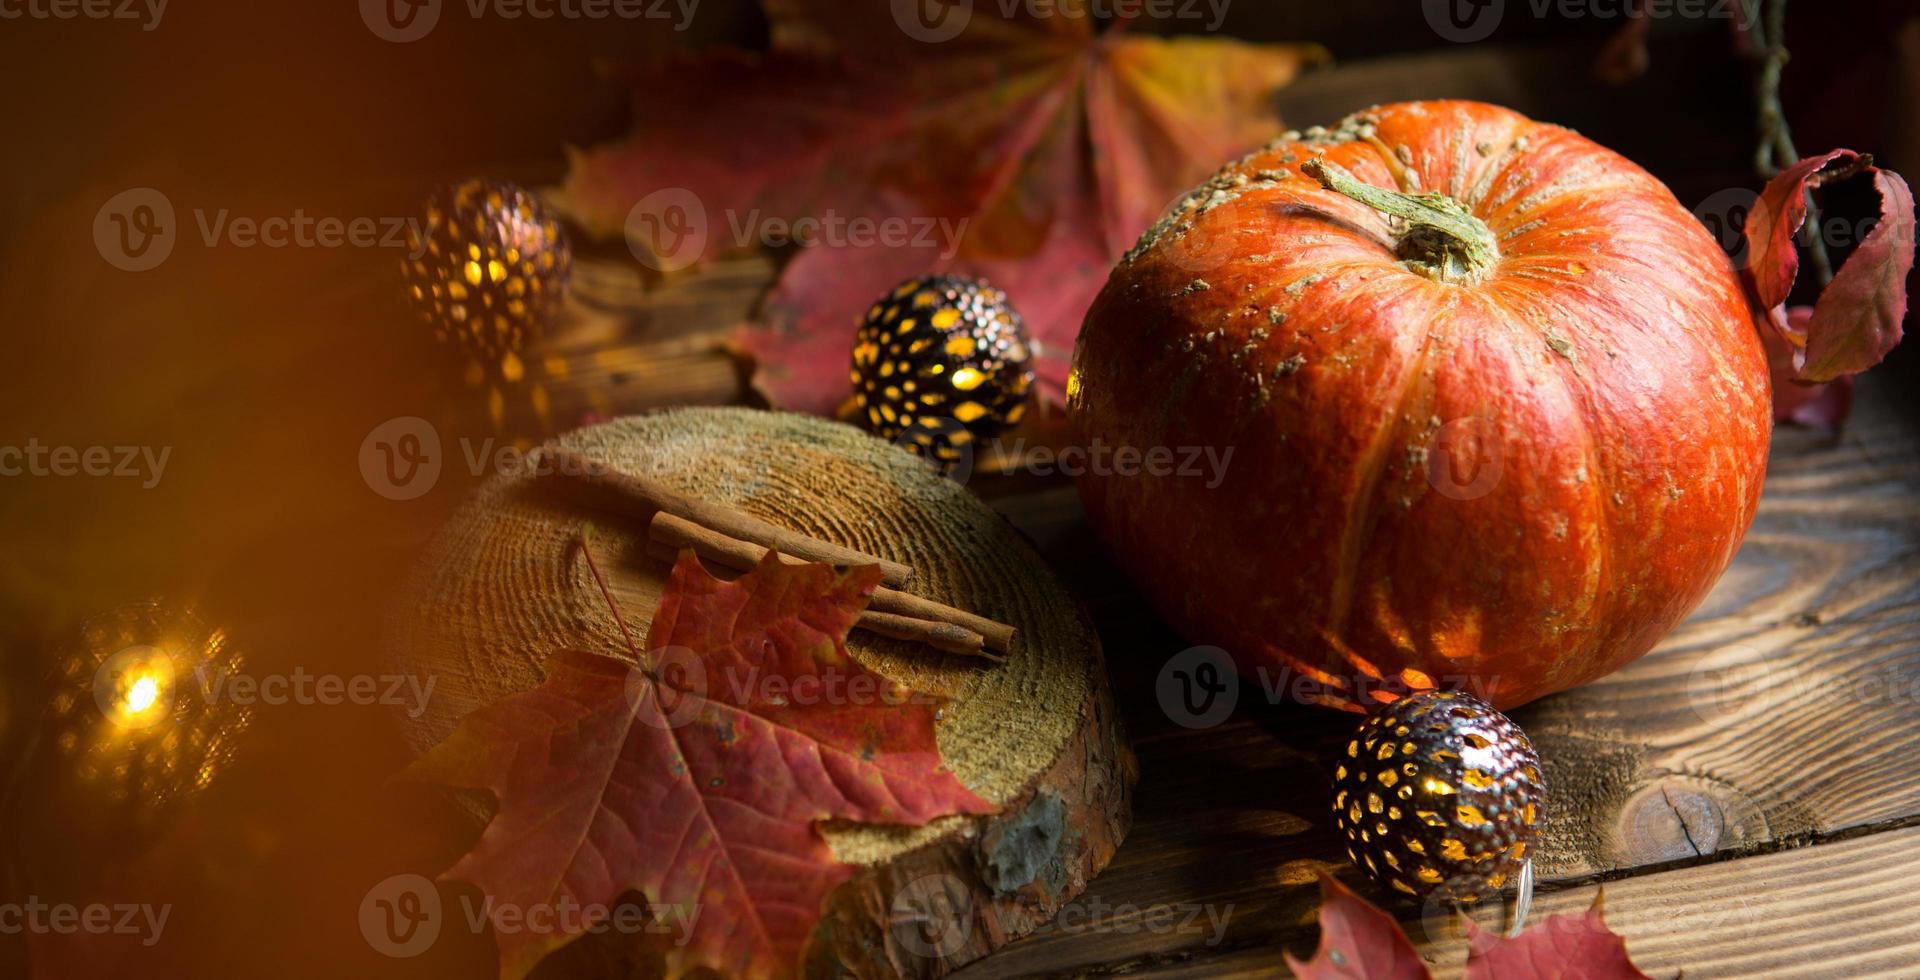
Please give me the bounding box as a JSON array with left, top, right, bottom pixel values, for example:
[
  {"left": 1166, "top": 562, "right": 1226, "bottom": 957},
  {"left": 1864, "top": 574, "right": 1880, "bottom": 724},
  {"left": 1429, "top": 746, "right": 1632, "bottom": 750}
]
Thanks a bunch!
[
  {"left": 529, "top": 246, "right": 1920, "bottom": 976},
  {"left": 977, "top": 822, "right": 1920, "bottom": 979}
]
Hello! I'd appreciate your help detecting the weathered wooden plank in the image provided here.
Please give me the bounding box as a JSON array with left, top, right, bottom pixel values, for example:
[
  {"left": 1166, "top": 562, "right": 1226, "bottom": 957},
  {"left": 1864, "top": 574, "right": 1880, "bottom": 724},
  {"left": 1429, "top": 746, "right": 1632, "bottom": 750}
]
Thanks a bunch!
[
  {"left": 959, "top": 823, "right": 1920, "bottom": 978},
  {"left": 1423, "top": 823, "right": 1920, "bottom": 978},
  {"left": 477, "top": 254, "right": 776, "bottom": 434}
]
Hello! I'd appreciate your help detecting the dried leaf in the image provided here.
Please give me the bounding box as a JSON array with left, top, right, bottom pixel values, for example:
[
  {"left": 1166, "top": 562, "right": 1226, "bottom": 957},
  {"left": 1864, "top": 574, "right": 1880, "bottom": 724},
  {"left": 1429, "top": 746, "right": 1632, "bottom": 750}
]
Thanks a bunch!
[
  {"left": 1763, "top": 306, "right": 1854, "bottom": 429},
  {"left": 1744, "top": 150, "right": 1847, "bottom": 312},
  {"left": 403, "top": 551, "right": 994, "bottom": 980},
  {"left": 1798, "top": 166, "right": 1914, "bottom": 381},
  {"left": 1742, "top": 149, "right": 1914, "bottom": 384},
  {"left": 561, "top": 1, "right": 1326, "bottom": 415},
  {"left": 1593, "top": 4, "right": 1651, "bottom": 84},
  {"left": 1286, "top": 873, "right": 1431, "bottom": 980},
  {"left": 1464, "top": 891, "right": 1653, "bottom": 980}
]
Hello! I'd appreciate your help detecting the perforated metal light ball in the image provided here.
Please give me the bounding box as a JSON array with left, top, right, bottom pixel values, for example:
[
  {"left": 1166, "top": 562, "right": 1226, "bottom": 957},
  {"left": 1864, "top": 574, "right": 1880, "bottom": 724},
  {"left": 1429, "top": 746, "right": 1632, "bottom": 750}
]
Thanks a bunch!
[
  {"left": 403, "top": 179, "right": 571, "bottom": 368},
  {"left": 1331, "top": 690, "right": 1543, "bottom": 905},
  {"left": 850, "top": 275, "right": 1034, "bottom": 463}
]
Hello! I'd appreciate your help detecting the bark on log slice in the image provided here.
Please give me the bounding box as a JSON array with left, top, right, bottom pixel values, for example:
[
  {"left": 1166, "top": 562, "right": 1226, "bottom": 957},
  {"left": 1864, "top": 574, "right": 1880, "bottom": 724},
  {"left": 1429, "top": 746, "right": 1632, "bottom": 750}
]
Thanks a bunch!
[{"left": 386, "top": 407, "right": 1136, "bottom": 978}]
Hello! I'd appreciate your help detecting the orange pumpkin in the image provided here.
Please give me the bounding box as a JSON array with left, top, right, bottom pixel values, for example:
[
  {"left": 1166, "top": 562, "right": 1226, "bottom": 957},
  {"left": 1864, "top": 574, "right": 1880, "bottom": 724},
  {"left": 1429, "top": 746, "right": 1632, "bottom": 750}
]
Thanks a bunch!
[{"left": 1069, "top": 100, "right": 1772, "bottom": 709}]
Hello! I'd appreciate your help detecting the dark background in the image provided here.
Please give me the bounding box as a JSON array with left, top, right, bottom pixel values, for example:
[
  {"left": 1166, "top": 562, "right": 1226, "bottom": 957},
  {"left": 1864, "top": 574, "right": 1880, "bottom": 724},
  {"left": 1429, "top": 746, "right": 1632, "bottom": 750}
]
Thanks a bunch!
[{"left": 1, "top": 1, "right": 1914, "bottom": 976}]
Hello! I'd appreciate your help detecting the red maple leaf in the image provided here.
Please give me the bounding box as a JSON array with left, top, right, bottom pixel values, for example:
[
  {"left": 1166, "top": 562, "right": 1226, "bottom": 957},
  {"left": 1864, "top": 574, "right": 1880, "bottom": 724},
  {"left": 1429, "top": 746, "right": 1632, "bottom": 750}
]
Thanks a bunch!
[
  {"left": 559, "top": 0, "right": 1327, "bottom": 415},
  {"left": 1290, "top": 874, "right": 1655, "bottom": 980},
  {"left": 1463, "top": 892, "right": 1653, "bottom": 980},
  {"left": 402, "top": 549, "right": 995, "bottom": 979},
  {"left": 1286, "top": 873, "right": 1429, "bottom": 980}
]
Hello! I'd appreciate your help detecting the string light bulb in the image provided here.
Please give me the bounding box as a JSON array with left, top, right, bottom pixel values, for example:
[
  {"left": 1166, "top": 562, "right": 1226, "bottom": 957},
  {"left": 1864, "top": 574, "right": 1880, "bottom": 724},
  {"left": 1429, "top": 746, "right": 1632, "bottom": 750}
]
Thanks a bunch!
[{"left": 51, "top": 601, "right": 251, "bottom": 818}]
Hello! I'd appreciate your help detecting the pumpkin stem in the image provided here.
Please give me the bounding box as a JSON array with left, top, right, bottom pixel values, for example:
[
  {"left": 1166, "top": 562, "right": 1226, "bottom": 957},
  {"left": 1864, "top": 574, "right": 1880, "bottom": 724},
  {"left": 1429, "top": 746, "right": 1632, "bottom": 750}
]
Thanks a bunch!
[{"left": 1301, "top": 157, "right": 1500, "bottom": 284}]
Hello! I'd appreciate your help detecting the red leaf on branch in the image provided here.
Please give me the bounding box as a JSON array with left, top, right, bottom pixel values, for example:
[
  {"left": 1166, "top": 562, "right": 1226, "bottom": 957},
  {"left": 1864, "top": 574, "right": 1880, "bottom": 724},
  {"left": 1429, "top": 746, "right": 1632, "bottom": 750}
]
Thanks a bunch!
[
  {"left": 403, "top": 551, "right": 994, "bottom": 980},
  {"left": 1763, "top": 305, "right": 1853, "bottom": 429},
  {"left": 559, "top": 0, "right": 1327, "bottom": 415},
  {"left": 1745, "top": 150, "right": 1849, "bottom": 313},
  {"left": 1741, "top": 149, "right": 1914, "bottom": 387},
  {"left": 1463, "top": 891, "right": 1652, "bottom": 980},
  {"left": 1286, "top": 873, "right": 1430, "bottom": 980}
]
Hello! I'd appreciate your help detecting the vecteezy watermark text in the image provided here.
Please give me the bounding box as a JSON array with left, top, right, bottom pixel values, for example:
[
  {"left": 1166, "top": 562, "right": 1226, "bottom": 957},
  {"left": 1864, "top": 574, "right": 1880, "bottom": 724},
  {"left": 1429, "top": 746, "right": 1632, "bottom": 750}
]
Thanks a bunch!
[
  {"left": 93, "top": 188, "right": 425, "bottom": 272},
  {"left": 890, "top": 0, "right": 1230, "bottom": 43},
  {"left": 359, "top": 0, "right": 697, "bottom": 43},
  {"left": 92, "top": 646, "right": 438, "bottom": 727},
  {"left": 1687, "top": 640, "right": 1920, "bottom": 734},
  {"left": 361, "top": 417, "right": 1238, "bottom": 499},
  {"left": 0, "top": 0, "right": 165, "bottom": 30},
  {"left": 889, "top": 871, "right": 1233, "bottom": 960},
  {"left": 725, "top": 209, "right": 967, "bottom": 261},
  {"left": 897, "top": 428, "right": 1238, "bottom": 490},
  {"left": 1423, "top": 0, "right": 1755, "bottom": 43},
  {"left": 630, "top": 650, "right": 937, "bottom": 730},
  {"left": 623, "top": 187, "right": 968, "bottom": 273},
  {"left": 0, "top": 440, "right": 170, "bottom": 489},
  {"left": 1035, "top": 895, "right": 1232, "bottom": 946},
  {"left": 1156, "top": 645, "right": 1502, "bottom": 729},
  {"left": 192, "top": 665, "right": 437, "bottom": 719},
  {"left": 1694, "top": 185, "right": 1886, "bottom": 272},
  {"left": 359, "top": 874, "right": 698, "bottom": 959},
  {"left": 994, "top": 438, "right": 1234, "bottom": 489},
  {"left": 360, "top": 418, "right": 625, "bottom": 500},
  {"left": 0, "top": 898, "right": 170, "bottom": 946}
]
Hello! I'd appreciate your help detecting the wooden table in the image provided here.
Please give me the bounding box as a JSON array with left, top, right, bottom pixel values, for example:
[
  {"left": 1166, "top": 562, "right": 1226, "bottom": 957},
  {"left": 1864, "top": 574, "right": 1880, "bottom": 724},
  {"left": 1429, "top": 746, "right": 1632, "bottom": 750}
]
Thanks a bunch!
[{"left": 519, "top": 252, "right": 1920, "bottom": 979}]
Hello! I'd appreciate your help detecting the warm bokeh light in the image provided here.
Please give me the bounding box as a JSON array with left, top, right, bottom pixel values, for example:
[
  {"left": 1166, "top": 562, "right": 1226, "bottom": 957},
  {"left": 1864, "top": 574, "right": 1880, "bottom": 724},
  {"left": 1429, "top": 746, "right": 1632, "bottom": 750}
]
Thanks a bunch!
[
  {"left": 126, "top": 674, "right": 159, "bottom": 714},
  {"left": 93, "top": 643, "right": 176, "bottom": 731},
  {"left": 53, "top": 601, "right": 252, "bottom": 816}
]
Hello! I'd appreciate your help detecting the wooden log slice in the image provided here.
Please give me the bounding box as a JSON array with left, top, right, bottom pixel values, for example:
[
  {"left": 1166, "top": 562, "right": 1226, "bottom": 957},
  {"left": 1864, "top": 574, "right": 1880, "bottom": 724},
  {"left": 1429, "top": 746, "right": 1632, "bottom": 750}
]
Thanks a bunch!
[{"left": 386, "top": 407, "right": 1136, "bottom": 978}]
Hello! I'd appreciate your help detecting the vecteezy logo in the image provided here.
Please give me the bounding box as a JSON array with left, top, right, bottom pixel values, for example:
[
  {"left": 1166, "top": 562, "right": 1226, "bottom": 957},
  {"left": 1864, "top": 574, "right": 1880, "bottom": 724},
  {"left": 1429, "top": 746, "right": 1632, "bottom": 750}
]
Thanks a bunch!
[
  {"left": 93, "top": 645, "right": 176, "bottom": 730},
  {"left": 359, "top": 417, "right": 443, "bottom": 500},
  {"left": 892, "top": 418, "right": 976, "bottom": 486},
  {"left": 1427, "top": 416, "right": 1503, "bottom": 501},
  {"left": 626, "top": 645, "right": 709, "bottom": 730},
  {"left": 889, "top": 873, "right": 973, "bottom": 960},
  {"left": 1413, "top": 864, "right": 1526, "bottom": 945},
  {"left": 360, "top": 0, "right": 441, "bottom": 42},
  {"left": 1422, "top": 0, "right": 1503, "bottom": 43},
  {"left": 1686, "top": 643, "right": 1772, "bottom": 734},
  {"left": 624, "top": 188, "right": 707, "bottom": 273},
  {"left": 1156, "top": 645, "right": 1238, "bottom": 729},
  {"left": 890, "top": 0, "right": 970, "bottom": 43},
  {"left": 93, "top": 188, "right": 177, "bottom": 272},
  {"left": 359, "top": 874, "right": 442, "bottom": 958},
  {"left": 1693, "top": 187, "right": 1763, "bottom": 270}
]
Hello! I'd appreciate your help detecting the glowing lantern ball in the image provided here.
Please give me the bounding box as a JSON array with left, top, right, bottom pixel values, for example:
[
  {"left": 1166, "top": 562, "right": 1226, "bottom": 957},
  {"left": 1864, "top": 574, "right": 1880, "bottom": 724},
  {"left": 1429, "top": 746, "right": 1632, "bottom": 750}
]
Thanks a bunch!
[
  {"left": 1332, "top": 691, "right": 1543, "bottom": 904},
  {"left": 850, "top": 275, "right": 1035, "bottom": 467},
  {"left": 403, "top": 179, "right": 572, "bottom": 378}
]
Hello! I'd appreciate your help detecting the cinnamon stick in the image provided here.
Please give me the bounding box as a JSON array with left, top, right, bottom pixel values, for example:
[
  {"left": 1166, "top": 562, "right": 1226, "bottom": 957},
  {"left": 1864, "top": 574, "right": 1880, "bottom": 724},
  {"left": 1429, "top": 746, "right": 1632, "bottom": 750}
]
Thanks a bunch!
[
  {"left": 858, "top": 611, "right": 999, "bottom": 661},
  {"left": 539, "top": 445, "right": 914, "bottom": 588},
  {"left": 643, "top": 542, "right": 999, "bottom": 661},
  {"left": 648, "top": 511, "right": 1018, "bottom": 654}
]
